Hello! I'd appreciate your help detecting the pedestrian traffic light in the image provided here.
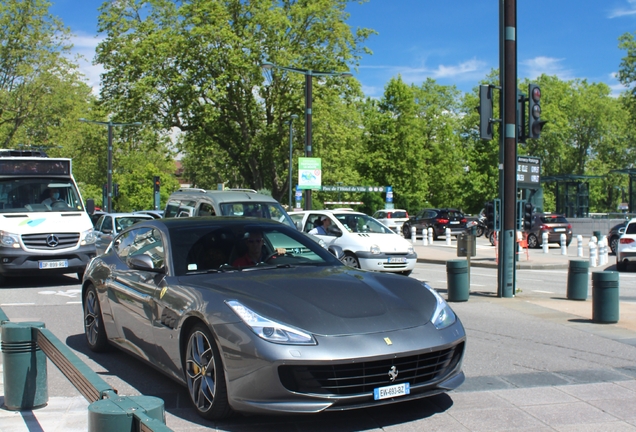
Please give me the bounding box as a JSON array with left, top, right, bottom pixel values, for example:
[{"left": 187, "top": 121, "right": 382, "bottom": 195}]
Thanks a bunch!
[
  {"left": 153, "top": 176, "right": 160, "bottom": 193},
  {"left": 523, "top": 202, "right": 534, "bottom": 230},
  {"left": 485, "top": 201, "right": 495, "bottom": 230},
  {"left": 528, "top": 84, "right": 547, "bottom": 139},
  {"left": 479, "top": 85, "right": 494, "bottom": 140}
]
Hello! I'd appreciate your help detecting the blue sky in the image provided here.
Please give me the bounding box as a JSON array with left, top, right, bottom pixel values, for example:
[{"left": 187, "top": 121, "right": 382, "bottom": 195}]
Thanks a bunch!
[{"left": 51, "top": 0, "right": 636, "bottom": 97}]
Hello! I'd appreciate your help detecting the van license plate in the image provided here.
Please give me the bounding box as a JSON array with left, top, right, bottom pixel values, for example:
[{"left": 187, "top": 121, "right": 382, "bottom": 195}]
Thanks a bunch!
[
  {"left": 39, "top": 260, "right": 68, "bottom": 269},
  {"left": 374, "top": 382, "right": 410, "bottom": 400}
]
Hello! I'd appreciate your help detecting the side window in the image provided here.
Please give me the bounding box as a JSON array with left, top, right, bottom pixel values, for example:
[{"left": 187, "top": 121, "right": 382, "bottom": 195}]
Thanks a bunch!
[
  {"left": 95, "top": 215, "right": 105, "bottom": 231},
  {"left": 128, "top": 228, "right": 165, "bottom": 269},
  {"left": 306, "top": 214, "right": 325, "bottom": 233},
  {"left": 101, "top": 216, "right": 113, "bottom": 233},
  {"left": 164, "top": 201, "right": 180, "bottom": 218},
  {"left": 626, "top": 223, "right": 636, "bottom": 235},
  {"left": 114, "top": 230, "right": 136, "bottom": 260},
  {"left": 197, "top": 203, "right": 216, "bottom": 217}
]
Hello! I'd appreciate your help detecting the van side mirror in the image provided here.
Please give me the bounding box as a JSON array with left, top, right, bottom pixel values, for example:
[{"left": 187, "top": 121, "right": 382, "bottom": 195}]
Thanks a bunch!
[{"left": 86, "top": 199, "right": 95, "bottom": 215}]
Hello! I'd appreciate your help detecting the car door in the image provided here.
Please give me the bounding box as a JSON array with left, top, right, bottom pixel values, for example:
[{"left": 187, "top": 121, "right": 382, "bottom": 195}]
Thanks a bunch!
[
  {"left": 95, "top": 215, "right": 114, "bottom": 255},
  {"left": 107, "top": 226, "right": 165, "bottom": 363}
]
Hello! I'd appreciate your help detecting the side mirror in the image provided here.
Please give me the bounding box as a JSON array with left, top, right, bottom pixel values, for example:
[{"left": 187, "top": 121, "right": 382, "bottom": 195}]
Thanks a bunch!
[
  {"left": 127, "top": 255, "right": 165, "bottom": 273},
  {"left": 328, "top": 245, "right": 344, "bottom": 260},
  {"left": 86, "top": 199, "right": 95, "bottom": 215},
  {"left": 327, "top": 226, "right": 343, "bottom": 237},
  {"left": 295, "top": 221, "right": 303, "bottom": 231}
]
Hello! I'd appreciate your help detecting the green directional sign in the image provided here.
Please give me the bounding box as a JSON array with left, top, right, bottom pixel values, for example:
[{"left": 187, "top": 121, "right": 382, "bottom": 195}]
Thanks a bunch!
[{"left": 321, "top": 185, "right": 387, "bottom": 192}]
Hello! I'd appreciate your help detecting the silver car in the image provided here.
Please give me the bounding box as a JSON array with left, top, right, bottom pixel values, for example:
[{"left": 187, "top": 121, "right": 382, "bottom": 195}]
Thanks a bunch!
[{"left": 82, "top": 217, "right": 466, "bottom": 419}]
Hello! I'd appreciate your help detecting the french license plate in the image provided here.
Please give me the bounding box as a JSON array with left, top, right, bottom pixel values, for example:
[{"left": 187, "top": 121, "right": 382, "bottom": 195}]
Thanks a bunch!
[
  {"left": 554, "top": 228, "right": 566, "bottom": 232},
  {"left": 388, "top": 257, "right": 406, "bottom": 263},
  {"left": 374, "top": 382, "right": 410, "bottom": 400},
  {"left": 450, "top": 221, "right": 459, "bottom": 224},
  {"left": 39, "top": 260, "right": 68, "bottom": 269}
]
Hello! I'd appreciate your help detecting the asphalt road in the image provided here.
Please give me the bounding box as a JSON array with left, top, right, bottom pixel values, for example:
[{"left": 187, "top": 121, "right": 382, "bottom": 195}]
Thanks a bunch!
[{"left": 1, "top": 259, "right": 636, "bottom": 431}]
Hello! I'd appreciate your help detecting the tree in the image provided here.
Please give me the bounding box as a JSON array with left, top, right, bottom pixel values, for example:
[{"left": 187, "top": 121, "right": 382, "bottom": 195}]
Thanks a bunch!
[{"left": 95, "top": 0, "right": 373, "bottom": 203}]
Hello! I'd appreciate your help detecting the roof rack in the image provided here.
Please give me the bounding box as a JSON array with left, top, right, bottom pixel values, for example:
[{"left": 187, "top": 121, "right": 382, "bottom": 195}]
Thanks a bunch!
[
  {"left": 226, "top": 188, "right": 258, "bottom": 193},
  {"left": 177, "top": 188, "right": 207, "bottom": 193}
]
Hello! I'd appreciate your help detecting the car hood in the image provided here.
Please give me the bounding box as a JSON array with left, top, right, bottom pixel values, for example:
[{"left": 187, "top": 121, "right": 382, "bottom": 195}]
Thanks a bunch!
[
  {"left": 182, "top": 267, "right": 437, "bottom": 336},
  {"left": 344, "top": 233, "right": 413, "bottom": 253}
]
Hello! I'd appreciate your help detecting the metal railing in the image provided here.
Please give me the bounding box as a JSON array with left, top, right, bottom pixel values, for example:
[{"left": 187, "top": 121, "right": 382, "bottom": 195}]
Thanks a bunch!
[{"left": 0, "top": 307, "right": 173, "bottom": 432}]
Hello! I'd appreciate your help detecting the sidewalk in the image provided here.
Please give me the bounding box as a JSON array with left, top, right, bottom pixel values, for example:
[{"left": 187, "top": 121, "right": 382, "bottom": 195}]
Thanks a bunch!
[{"left": 412, "top": 235, "right": 611, "bottom": 270}]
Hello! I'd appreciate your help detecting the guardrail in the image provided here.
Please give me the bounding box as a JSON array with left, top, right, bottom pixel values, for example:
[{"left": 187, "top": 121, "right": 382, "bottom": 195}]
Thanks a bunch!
[{"left": 0, "top": 307, "right": 173, "bottom": 432}]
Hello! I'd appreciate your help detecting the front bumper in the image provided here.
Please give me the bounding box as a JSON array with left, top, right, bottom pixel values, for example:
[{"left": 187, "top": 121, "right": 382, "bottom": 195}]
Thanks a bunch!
[
  {"left": 356, "top": 252, "right": 417, "bottom": 273},
  {"left": 0, "top": 244, "right": 97, "bottom": 276},
  {"left": 214, "top": 319, "right": 466, "bottom": 415}
]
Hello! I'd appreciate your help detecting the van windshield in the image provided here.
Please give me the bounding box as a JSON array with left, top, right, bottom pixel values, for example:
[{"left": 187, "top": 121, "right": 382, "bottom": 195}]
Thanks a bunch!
[
  {"left": 219, "top": 202, "right": 295, "bottom": 228},
  {"left": 0, "top": 178, "right": 84, "bottom": 213}
]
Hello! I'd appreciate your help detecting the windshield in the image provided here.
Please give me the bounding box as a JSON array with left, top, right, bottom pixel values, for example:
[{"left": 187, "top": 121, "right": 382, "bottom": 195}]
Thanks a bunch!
[
  {"left": 169, "top": 224, "right": 339, "bottom": 276},
  {"left": 219, "top": 202, "right": 296, "bottom": 228},
  {"left": 0, "top": 178, "right": 84, "bottom": 213},
  {"left": 335, "top": 213, "right": 393, "bottom": 234}
]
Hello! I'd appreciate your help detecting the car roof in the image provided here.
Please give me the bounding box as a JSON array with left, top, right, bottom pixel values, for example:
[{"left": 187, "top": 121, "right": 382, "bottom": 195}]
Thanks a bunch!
[
  {"left": 295, "top": 209, "right": 367, "bottom": 216},
  {"left": 169, "top": 188, "right": 279, "bottom": 203},
  {"left": 140, "top": 216, "right": 291, "bottom": 231}
]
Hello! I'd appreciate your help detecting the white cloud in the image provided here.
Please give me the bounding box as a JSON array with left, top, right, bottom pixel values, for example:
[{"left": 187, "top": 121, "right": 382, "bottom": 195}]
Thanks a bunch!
[
  {"left": 520, "top": 56, "right": 573, "bottom": 80},
  {"left": 608, "top": 0, "right": 636, "bottom": 18},
  {"left": 69, "top": 32, "right": 104, "bottom": 95}
]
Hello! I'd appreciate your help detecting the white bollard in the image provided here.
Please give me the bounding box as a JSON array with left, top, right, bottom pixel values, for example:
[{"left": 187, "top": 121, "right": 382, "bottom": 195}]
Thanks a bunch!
[
  {"left": 542, "top": 232, "right": 549, "bottom": 254},
  {"left": 428, "top": 227, "right": 434, "bottom": 244},
  {"left": 445, "top": 228, "right": 452, "bottom": 246},
  {"left": 576, "top": 235, "right": 583, "bottom": 257},
  {"left": 601, "top": 235, "right": 609, "bottom": 264},
  {"left": 560, "top": 233, "right": 567, "bottom": 255},
  {"left": 598, "top": 237, "right": 607, "bottom": 266},
  {"left": 411, "top": 226, "right": 416, "bottom": 244},
  {"left": 422, "top": 229, "right": 428, "bottom": 246},
  {"left": 589, "top": 240, "right": 597, "bottom": 267}
]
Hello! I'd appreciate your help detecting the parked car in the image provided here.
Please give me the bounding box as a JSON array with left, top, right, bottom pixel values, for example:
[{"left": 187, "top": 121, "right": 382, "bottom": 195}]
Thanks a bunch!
[
  {"left": 608, "top": 221, "right": 627, "bottom": 255},
  {"left": 290, "top": 209, "right": 417, "bottom": 275},
  {"left": 93, "top": 212, "right": 154, "bottom": 255},
  {"left": 81, "top": 217, "right": 466, "bottom": 419},
  {"left": 133, "top": 210, "right": 164, "bottom": 219},
  {"left": 525, "top": 213, "right": 572, "bottom": 248},
  {"left": 164, "top": 188, "right": 296, "bottom": 229},
  {"left": 372, "top": 209, "right": 409, "bottom": 234},
  {"left": 402, "top": 208, "right": 467, "bottom": 240},
  {"left": 616, "top": 218, "right": 636, "bottom": 271}
]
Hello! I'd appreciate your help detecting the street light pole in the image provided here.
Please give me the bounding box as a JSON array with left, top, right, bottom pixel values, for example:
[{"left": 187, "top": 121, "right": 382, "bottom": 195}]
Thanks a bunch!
[
  {"left": 79, "top": 118, "right": 141, "bottom": 213},
  {"left": 261, "top": 62, "right": 352, "bottom": 210},
  {"left": 288, "top": 114, "right": 299, "bottom": 210}
]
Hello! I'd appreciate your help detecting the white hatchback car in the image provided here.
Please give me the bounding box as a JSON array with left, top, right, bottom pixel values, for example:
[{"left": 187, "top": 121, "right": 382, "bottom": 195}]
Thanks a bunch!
[
  {"left": 616, "top": 218, "right": 636, "bottom": 271},
  {"left": 372, "top": 209, "right": 410, "bottom": 234},
  {"left": 290, "top": 210, "right": 417, "bottom": 275}
]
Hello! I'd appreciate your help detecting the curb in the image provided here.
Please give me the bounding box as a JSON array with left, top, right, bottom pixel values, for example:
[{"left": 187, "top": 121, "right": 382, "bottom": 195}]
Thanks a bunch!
[{"left": 416, "top": 257, "right": 570, "bottom": 270}]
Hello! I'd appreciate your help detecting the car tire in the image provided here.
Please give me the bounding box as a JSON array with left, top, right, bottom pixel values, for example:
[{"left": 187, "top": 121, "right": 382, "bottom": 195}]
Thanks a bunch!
[
  {"left": 527, "top": 233, "right": 539, "bottom": 249},
  {"left": 610, "top": 236, "right": 618, "bottom": 255},
  {"left": 342, "top": 252, "right": 361, "bottom": 268},
  {"left": 616, "top": 259, "right": 628, "bottom": 272},
  {"left": 83, "top": 284, "right": 110, "bottom": 352},
  {"left": 403, "top": 224, "right": 411, "bottom": 239},
  {"left": 400, "top": 270, "right": 412, "bottom": 276},
  {"left": 184, "top": 323, "right": 232, "bottom": 420}
]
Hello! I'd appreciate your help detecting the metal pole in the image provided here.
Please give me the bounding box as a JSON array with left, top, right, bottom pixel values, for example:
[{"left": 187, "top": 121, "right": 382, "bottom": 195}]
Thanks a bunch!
[
  {"left": 288, "top": 115, "right": 297, "bottom": 209},
  {"left": 107, "top": 124, "right": 113, "bottom": 213},
  {"left": 304, "top": 72, "right": 313, "bottom": 210}
]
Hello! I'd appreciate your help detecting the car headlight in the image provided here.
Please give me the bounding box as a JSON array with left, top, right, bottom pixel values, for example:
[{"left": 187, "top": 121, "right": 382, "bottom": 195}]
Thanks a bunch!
[
  {"left": 226, "top": 300, "right": 316, "bottom": 345},
  {"left": 370, "top": 244, "right": 381, "bottom": 254},
  {"left": 81, "top": 228, "right": 97, "bottom": 245},
  {"left": 423, "top": 283, "right": 457, "bottom": 329},
  {"left": 0, "top": 231, "right": 21, "bottom": 248}
]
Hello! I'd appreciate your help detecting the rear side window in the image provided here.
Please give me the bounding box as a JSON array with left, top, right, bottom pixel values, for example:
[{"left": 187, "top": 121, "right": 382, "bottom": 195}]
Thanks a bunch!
[
  {"left": 626, "top": 223, "right": 636, "bottom": 235},
  {"left": 391, "top": 211, "right": 408, "bottom": 218},
  {"left": 540, "top": 215, "right": 568, "bottom": 224}
]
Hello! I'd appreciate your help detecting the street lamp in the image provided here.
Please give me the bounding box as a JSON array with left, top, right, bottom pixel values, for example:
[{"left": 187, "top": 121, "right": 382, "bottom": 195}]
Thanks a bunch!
[
  {"left": 79, "top": 118, "right": 142, "bottom": 213},
  {"left": 261, "top": 61, "right": 352, "bottom": 210},
  {"left": 287, "top": 114, "right": 299, "bottom": 210}
]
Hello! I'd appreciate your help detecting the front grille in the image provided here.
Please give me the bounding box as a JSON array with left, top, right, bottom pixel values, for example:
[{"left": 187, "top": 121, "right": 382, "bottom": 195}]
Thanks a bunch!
[
  {"left": 21, "top": 233, "right": 80, "bottom": 250},
  {"left": 279, "top": 342, "right": 464, "bottom": 395}
]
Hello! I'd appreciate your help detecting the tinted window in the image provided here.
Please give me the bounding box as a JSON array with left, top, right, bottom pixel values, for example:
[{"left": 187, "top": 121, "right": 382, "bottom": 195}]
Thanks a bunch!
[
  {"left": 391, "top": 211, "right": 408, "bottom": 218},
  {"left": 540, "top": 215, "right": 568, "bottom": 224},
  {"left": 626, "top": 223, "right": 636, "bottom": 235}
]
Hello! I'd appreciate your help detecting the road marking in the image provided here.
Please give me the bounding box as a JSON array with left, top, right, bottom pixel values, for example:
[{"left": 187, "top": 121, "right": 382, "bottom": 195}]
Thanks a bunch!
[
  {"left": 66, "top": 301, "right": 82, "bottom": 304},
  {"left": 532, "top": 290, "right": 554, "bottom": 294},
  {"left": 1, "top": 303, "right": 35, "bottom": 306},
  {"left": 38, "top": 289, "right": 81, "bottom": 298}
]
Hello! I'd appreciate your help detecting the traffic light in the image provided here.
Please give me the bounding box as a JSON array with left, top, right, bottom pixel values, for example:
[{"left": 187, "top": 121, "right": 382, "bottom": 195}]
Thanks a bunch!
[
  {"left": 153, "top": 176, "right": 161, "bottom": 193},
  {"left": 479, "top": 85, "right": 494, "bottom": 140},
  {"left": 485, "top": 201, "right": 495, "bottom": 230},
  {"left": 523, "top": 202, "right": 534, "bottom": 231},
  {"left": 528, "top": 84, "right": 547, "bottom": 139},
  {"left": 113, "top": 183, "right": 120, "bottom": 197}
]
